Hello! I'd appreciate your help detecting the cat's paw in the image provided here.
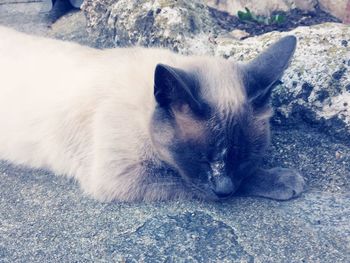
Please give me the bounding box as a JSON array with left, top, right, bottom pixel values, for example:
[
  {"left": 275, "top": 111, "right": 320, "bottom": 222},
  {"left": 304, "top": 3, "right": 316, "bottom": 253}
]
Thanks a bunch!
[
  {"left": 266, "top": 167, "right": 306, "bottom": 200},
  {"left": 237, "top": 167, "right": 306, "bottom": 201}
]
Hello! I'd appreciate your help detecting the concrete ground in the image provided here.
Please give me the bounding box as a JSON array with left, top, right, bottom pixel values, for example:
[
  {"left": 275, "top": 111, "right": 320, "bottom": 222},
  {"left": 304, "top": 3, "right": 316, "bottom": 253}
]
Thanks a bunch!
[{"left": 0, "top": 1, "right": 349, "bottom": 262}]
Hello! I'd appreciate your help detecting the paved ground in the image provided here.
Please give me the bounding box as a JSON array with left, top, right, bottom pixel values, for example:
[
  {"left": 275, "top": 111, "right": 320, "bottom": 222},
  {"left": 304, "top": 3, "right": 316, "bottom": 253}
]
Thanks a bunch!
[{"left": 0, "top": 1, "right": 349, "bottom": 262}]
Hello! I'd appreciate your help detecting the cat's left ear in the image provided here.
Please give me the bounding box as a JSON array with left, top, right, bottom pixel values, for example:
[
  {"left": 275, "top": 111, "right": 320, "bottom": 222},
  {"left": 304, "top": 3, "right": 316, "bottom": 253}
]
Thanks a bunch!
[
  {"left": 153, "top": 63, "right": 202, "bottom": 113},
  {"left": 241, "top": 35, "right": 297, "bottom": 108}
]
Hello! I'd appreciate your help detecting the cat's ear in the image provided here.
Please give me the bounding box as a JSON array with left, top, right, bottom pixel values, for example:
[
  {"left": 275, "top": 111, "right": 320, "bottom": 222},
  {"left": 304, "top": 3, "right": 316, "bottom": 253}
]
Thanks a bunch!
[
  {"left": 154, "top": 64, "right": 201, "bottom": 112},
  {"left": 242, "top": 35, "right": 297, "bottom": 108}
]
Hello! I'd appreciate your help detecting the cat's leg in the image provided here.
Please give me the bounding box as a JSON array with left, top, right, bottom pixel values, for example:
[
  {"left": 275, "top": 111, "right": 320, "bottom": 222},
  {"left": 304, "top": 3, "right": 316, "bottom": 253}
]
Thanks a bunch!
[
  {"left": 236, "top": 167, "right": 306, "bottom": 200},
  {"left": 78, "top": 101, "right": 193, "bottom": 202},
  {"left": 80, "top": 163, "right": 192, "bottom": 202},
  {"left": 134, "top": 170, "right": 193, "bottom": 202},
  {"left": 78, "top": 138, "right": 192, "bottom": 202}
]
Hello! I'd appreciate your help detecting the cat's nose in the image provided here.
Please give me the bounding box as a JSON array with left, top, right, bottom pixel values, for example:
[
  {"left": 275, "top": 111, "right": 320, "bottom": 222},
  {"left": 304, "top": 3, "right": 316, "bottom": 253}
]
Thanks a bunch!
[{"left": 211, "top": 176, "right": 234, "bottom": 198}]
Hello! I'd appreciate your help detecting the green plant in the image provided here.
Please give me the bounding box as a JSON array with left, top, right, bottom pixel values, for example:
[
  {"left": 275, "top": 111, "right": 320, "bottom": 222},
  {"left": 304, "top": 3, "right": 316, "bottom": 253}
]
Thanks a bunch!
[{"left": 237, "top": 7, "right": 286, "bottom": 25}]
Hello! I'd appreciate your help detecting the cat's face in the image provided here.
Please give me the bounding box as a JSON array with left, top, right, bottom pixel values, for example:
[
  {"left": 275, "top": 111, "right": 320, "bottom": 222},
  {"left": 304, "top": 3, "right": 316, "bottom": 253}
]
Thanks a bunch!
[
  {"left": 151, "top": 102, "right": 270, "bottom": 200},
  {"left": 150, "top": 36, "right": 296, "bottom": 200}
]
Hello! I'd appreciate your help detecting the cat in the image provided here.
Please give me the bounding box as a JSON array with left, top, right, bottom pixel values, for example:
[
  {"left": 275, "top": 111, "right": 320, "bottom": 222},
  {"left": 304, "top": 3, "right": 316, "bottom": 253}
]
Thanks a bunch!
[{"left": 0, "top": 26, "right": 305, "bottom": 202}]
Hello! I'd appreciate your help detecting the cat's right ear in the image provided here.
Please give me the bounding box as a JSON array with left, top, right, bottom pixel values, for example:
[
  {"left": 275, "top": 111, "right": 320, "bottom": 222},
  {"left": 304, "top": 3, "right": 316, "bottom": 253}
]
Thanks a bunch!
[
  {"left": 242, "top": 35, "right": 297, "bottom": 109},
  {"left": 154, "top": 64, "right": 201, "bottom": 111}
]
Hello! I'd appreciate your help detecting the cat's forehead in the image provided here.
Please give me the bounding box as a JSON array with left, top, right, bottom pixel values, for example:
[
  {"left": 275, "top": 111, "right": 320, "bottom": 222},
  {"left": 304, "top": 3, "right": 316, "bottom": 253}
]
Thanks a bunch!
[
  {"left": 172, "top": 57, "right": 250, "bottom": 143},
  {"left": 183, "top": 58, "right": 247, "bottom": 115},
  {"left": 206, "top": 111, "right": 240, "bottom": 142},
  {"left": 177, "top": 104, "right": 246, "bottom": 147},
  {"left": 174, "top": 108, "right": 240, "bottom": 146}
]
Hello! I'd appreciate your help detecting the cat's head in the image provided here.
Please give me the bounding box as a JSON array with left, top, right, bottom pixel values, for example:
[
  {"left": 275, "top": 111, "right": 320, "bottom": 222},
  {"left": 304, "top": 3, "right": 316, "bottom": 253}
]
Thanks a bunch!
[{"left": 150, "top": 36, "right": 296, "bottom": 200}]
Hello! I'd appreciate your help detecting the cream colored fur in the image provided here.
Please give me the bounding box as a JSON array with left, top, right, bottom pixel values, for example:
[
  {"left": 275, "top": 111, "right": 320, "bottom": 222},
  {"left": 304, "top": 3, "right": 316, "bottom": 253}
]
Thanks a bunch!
[{"left": 0, "top": 26, "right": 245, "bottom": 201}]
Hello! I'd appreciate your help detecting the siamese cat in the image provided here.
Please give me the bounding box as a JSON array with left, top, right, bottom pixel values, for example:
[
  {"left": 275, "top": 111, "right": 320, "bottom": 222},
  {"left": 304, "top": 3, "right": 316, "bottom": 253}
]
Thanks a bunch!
[{"left": 0, "top": 26, "right": 305, "bottom": 202}]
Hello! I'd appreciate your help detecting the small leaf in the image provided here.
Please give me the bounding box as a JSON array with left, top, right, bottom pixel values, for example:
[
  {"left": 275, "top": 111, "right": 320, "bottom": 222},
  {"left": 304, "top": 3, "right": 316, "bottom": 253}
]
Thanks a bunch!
[
  {"left": 274, "top": 14, "right": 286, "bottom": 24},
  {"left": 237, "top": 9, "right": 253, "bottom": 21},
  {"left": 237, "top": 10, "right": 245, "bottom": 20},
  {"left": 238, "top": 8, "right": 286, "bottom": 25}
]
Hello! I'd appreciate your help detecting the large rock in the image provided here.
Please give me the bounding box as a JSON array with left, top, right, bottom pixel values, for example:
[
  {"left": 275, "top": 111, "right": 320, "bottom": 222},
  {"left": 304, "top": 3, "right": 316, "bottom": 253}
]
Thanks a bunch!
[
  {"left": 206, "top": 0, "right": 350, "bottom": 23},
  {"left": 205, "top": 0, "right": 317, "bottom": 16},
  {"left": 47, "top": 11, "right": 93, "bottom": 47},
  {"left": 81, "top": 1, "right": 349, "bottom": 141},
  {"left": 319, "top": 0, "right": 350, "bottom": 23},
  {"left": 82, "top": 0, "right": 221, "bottom": 51},
  {"left": 215, "top": 23, "right": 350, "bottom": 141}
]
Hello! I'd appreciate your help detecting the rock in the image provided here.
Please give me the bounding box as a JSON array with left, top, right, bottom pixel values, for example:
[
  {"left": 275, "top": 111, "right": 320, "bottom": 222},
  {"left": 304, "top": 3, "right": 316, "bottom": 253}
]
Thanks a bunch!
[
  {"left": 47, "top": 11, "right": 93, "bottom": 47},
  {"left": 81, "top": 2, "right": 349, "bottom": 142},
  {"left": 215, "top": 23, "right": 350, "bottom": 141},
  {"left": 82, "top": 0, "right": 221, "bottom": 51},
  {"left": 319, "top": 0, "right": 350, "bottom": 23},
  {"left": 228, "top": 29, "right": 250, "bottom": 40},
  {"left": 0, "top": 0, "right": 81, "bottom": 36},
  {"left": 205, "top": 0, "right": 350, "bottom": 24},
  {"left": 0, "top": 145, "right": 349, "bottom": 262},
  {"left": 346, "top": 1, "right": 350, "bottom": 24},
  {"left": 205, "top": 0, "right": 317, "bottom": 16}
]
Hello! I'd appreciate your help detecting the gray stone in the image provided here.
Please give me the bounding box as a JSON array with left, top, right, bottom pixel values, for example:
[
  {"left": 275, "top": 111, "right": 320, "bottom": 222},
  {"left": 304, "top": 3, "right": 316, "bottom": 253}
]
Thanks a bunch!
[
  {"left": 205, "top": 0, "right": 317, "bottom": 16},
  {"left": 205, "top": 0, "right": 350, "bottom": 23},
  {"left": 215, "top": 23, "right": 350, "bottom": 141},
  {"left": 47, "top": 11, "right": 94, "bottom": 47},
  {"left": 319, "top": 0, "right": 350, "bottom": 23},
  {"left": 82, "top": 0, "right": 221, "bottom": 51},
  {"left": 81, "top": 1, "right": 350, "bottom": 140}
]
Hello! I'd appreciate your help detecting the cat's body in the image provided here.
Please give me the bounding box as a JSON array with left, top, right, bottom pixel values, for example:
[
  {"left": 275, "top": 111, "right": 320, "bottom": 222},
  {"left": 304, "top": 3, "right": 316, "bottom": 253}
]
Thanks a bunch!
[{"left": 0, "top": 26, "right": 305, "bottom": 202}]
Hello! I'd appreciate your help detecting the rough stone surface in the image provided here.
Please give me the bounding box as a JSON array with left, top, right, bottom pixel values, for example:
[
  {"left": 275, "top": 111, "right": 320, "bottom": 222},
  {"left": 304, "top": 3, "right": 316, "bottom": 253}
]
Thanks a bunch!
[
  {"left": 205, "top": 0, "right": 317, "bottom": 16},
  {"left": 47, "top": 11, "right": 92, "bottom": 46},
  {"left": 0, "top": 127, "right": 349, "bottom": 262},
  {"left": 205, "top": 0, "right": 350, "bottom": 23},
  {"left": 215, "top": 23, "right": 350, "bottom": 141},
  {"left": 0, "top": 1, "right": 349, "bottom": 263},
  {"left": 319, "top": 0, "right": 350, "bottom": 23},
  {"left": 82, "top": 0, "right": 221, "bottom": 52}
]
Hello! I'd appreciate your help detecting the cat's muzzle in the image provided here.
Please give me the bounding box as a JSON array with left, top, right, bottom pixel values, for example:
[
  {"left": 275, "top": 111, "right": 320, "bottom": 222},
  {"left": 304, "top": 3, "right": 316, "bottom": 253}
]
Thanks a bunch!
[{"left": 209, "top": 175, "right": 234, "bottom": 198}]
